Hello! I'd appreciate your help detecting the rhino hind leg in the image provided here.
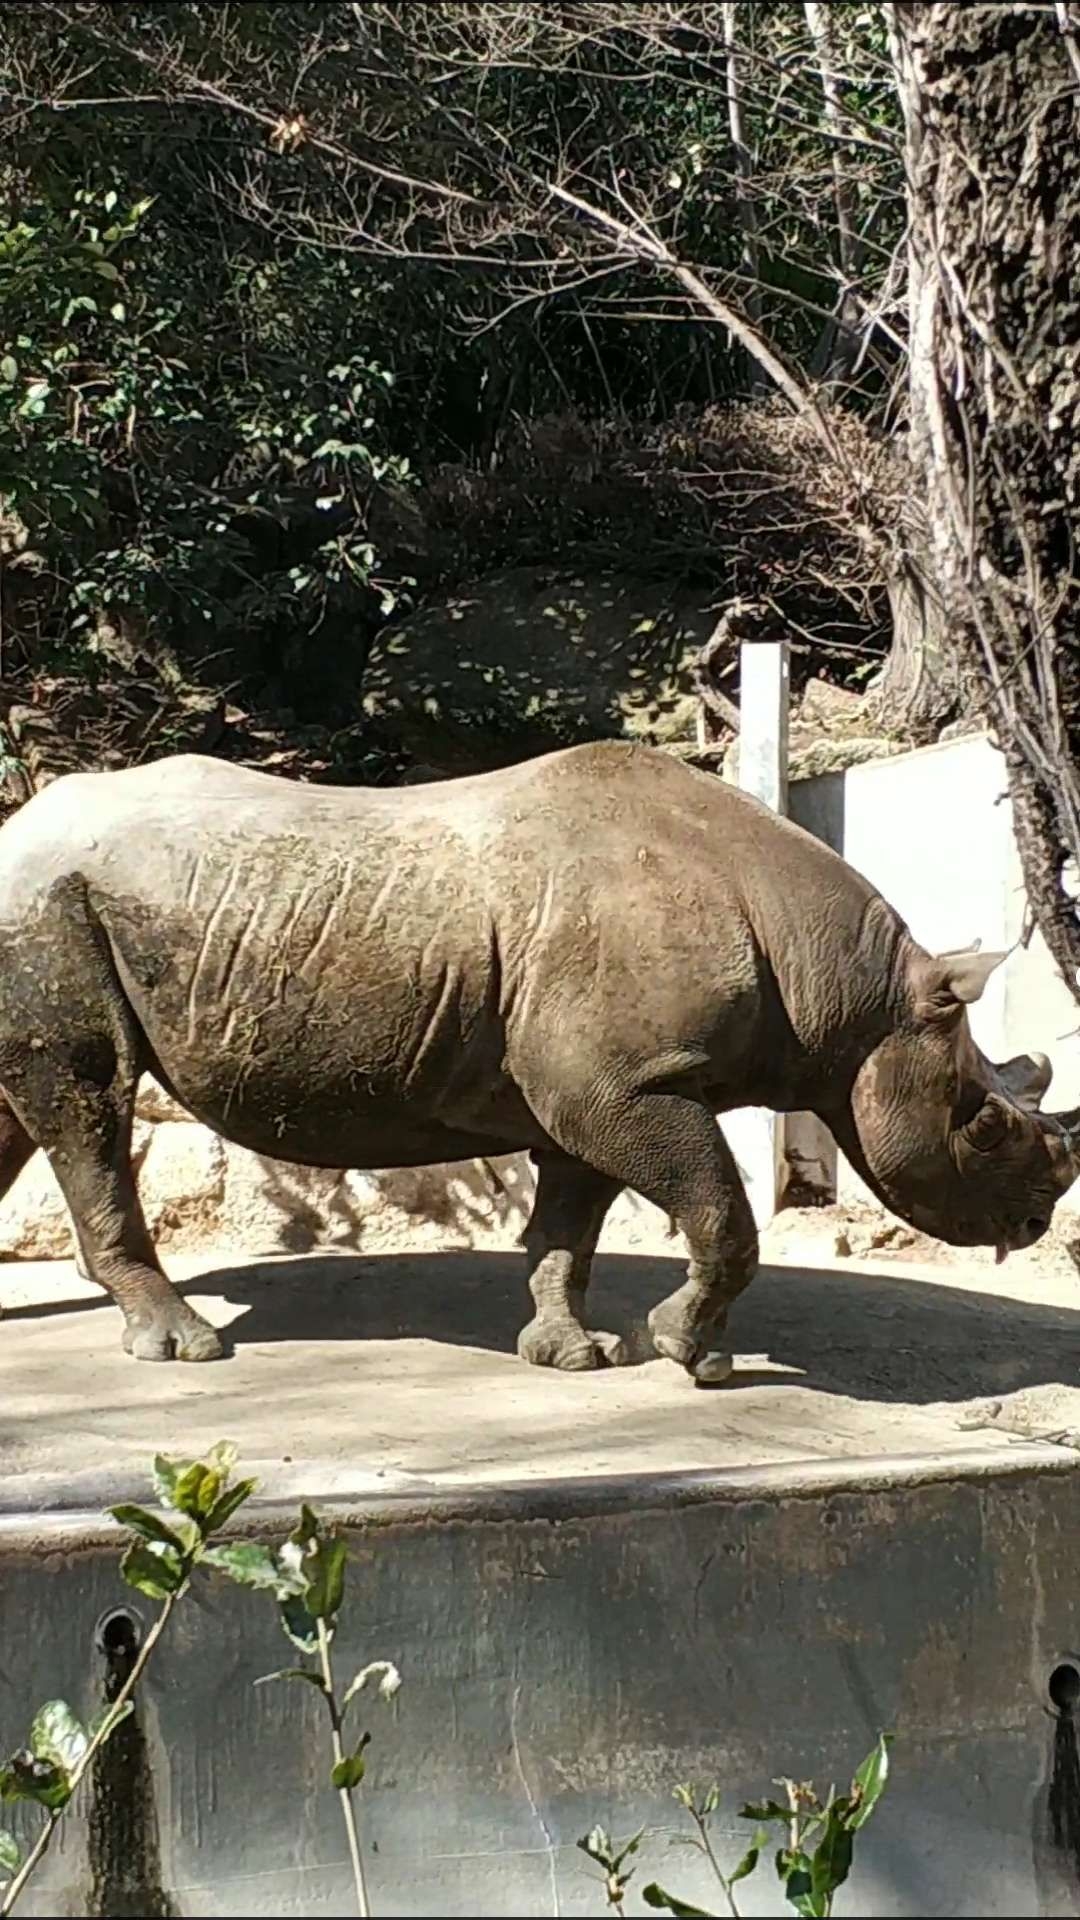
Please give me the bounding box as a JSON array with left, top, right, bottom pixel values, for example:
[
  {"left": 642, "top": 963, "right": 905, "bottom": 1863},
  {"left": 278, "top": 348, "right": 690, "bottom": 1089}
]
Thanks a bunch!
[
  {"left": 516, "top": 1151, "right": 626, "bottom": 1370},
  {"left": 531, "top": 1077, "right": 758, "bottom": 1384},
  {"left": 0, "top": 880, "right": 222, "bottom": 1362}
]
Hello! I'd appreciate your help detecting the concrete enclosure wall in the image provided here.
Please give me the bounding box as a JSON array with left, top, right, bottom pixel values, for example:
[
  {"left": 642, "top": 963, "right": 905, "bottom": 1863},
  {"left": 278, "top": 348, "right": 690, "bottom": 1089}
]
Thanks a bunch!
[{"left": 4, "top": 1453, "right": 1080, "bottom": 1917}]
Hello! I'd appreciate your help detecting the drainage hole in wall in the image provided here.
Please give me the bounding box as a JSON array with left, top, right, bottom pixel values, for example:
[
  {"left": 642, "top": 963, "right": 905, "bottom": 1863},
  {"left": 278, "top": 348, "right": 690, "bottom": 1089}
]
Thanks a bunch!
[
  {"left": 95, "top": 1605, "right": 143, "bottom": 1661},
  {"left": 1049, "top": 1663, "right": 1080, "bottom": 1711}
]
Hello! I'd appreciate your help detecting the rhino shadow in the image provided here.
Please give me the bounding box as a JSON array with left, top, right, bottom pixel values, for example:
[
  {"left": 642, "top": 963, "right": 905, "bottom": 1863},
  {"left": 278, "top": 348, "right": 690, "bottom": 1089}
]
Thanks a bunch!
[
  {"left": 10, "top": 1248, "right": 1080, "bottom": 1407},
  {"left": 157, "top": 1247, "right": 1080, "bottom": 1409}
]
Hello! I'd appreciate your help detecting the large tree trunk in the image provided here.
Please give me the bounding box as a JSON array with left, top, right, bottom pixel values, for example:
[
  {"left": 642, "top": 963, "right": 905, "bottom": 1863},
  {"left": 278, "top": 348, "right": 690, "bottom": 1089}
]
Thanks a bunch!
[{"left": 886, "top": 2, "right": 1080, "bottom": 993}]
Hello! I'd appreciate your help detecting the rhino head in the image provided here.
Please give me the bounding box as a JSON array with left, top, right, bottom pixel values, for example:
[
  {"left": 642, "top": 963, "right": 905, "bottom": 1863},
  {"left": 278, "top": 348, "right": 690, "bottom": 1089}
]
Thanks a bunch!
[{"left": 843, "top": 945, "right": 1080, "bottom": 1259}]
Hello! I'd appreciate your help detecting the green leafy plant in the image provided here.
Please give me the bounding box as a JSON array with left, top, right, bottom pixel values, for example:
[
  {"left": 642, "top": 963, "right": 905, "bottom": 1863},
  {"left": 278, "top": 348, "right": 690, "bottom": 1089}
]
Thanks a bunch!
[
  {"left": 578, "top": 1824, "right": 646, "bottom": 1914},
  {"left": 205, "top": 1502, "right": 400, "bottom": 1918},
  {"left": 0, "top": 1439, "right": 255, "bottom": 1915},
  {"left": 582, "top": 1736, "right": 892, "bottom": 1919}
]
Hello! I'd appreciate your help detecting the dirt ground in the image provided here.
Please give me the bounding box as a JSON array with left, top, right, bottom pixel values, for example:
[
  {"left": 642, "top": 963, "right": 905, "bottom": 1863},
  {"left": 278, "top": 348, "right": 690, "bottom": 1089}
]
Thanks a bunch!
[{"left": 4, "top": 1201, "right": 1080, "bottom": 1511}]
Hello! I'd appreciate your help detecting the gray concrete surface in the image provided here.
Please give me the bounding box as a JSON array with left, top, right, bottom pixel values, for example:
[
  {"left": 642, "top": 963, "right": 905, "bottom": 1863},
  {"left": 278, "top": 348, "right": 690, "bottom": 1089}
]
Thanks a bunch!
[
  {"left": 6, "top": 1245, "right": 1080, "bottom": 1916},
  {"left": 5, "top": 1242, "right": 1080, "bottom": 1505}
]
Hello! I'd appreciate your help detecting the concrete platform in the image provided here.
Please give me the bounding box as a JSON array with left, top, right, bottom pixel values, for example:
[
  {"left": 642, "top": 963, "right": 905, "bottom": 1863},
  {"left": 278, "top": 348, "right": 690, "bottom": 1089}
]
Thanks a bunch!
[
  {"left": 5, "top": 1242, "right": 1080, "bottom": 1507},
  {"left": 6, "top": 1245, "right": 1080, "bottom": 1915}
]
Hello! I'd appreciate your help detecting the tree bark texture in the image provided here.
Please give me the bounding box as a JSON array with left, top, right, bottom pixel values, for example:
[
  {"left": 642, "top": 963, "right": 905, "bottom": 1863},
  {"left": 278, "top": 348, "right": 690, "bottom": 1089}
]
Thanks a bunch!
[{"left": 889, "top": 2, "right": 1080, "bottom": 996}]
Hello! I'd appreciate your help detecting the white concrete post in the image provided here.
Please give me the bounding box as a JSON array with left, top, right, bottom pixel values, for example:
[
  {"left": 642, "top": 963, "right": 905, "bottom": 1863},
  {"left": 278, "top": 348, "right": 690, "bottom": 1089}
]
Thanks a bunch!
[
  {"left": 738, "top": 638, "right": 790, "bottom": 815},
  {"left": 721, "top": 639, "right": 791, "bottom": 1231}
]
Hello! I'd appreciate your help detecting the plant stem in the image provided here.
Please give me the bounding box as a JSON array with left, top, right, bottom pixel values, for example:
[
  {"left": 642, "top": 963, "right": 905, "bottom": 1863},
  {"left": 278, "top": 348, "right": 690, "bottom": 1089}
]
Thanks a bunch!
[
  {"left": 693, "top": 1811, "right": 741, "bottom": 1920},
  {"left": 317, "top": 1617, "right": 370, "bottom": 1918},
  {"left": 0, "top": 1586, "right": 182, "bottom": 1917}
]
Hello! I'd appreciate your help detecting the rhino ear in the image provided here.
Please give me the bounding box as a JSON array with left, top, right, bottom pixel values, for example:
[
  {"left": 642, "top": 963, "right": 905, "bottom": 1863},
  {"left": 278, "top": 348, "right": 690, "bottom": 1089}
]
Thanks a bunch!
[{"left": 920, "top": 947, "right": 1009, "bottom": 1015}]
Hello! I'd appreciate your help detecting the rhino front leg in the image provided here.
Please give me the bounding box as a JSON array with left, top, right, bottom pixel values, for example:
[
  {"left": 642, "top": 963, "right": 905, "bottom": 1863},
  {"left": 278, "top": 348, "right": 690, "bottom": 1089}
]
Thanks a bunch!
[
  {"left": 517, "top": 1151, "right": 626, "bottom": 1370},
  {"left": 643, "top": 1117, "right": 759, "bottom": 1384},
  {"left": 527, "top": 1072, "right": 758, "bottom": 1384}
]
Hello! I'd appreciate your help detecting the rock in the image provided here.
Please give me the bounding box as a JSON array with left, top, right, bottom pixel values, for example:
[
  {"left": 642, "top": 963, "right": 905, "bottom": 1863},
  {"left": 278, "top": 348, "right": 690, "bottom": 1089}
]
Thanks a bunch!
[
  {"left": 135, "top": 1076, "right": 190, "bottom": 1124},
  {"left": 0, "top": 1156, "right": 76, "bottom": 1259},
  {"left": 361, "top": 567, "right": 719, "bottom": 773},
  {"left": 137, "top": 1123, "right": 227, "bottom": 1243},
  {"left": 798, "top": 678, "right": 868, "bottom": 728}
]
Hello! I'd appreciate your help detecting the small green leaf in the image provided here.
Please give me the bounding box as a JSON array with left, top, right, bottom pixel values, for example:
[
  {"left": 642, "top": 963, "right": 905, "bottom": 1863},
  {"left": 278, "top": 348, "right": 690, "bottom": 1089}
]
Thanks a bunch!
[
  {"left": 104, "top": 189, "right": 117, "bottom": 212},
  {"left": 31, "top": 1702, "right": 87, "bottom": 1774},
  {"left": 304, "top": 1534, "right": 347, "bottom": 1620},
  {"left": 0, "top": 356, "right": 16, "bottom": 385},
  {"left": 92, "top": 259, "right": 121, "bottom": 282},
  {"left": 201, "top": 1542, "right": 280, "bottom": 1590},
  {"left": 172, "top": 1462, "right": 221, "bottom": 1520},
  {"left": 847, "top": 1733, "right": 892, "bottom": 1831},
  {"left": 206, "top": 1440, "right": 240, "bottom": 1478},
  {"left": 152, "top": 1454, "right": 182, "bottom": 1504},
  {"left": 641, "top": 1884, "right": 711, "bottom": 1915},
  {"left": 331, "top": 1748, "right": 367, "bottom": 1791},
  {"left": 739, "top": 1798, "right": 792, "bottom": 1824},
  {"left": 109, "top": 1504, "right": 188, "bottom": 1552},
  {"left": 811, "top": 1808, "right": 854, "bottom": 1904},
  {"left": 730, "top": 1825, "right": 768, "bottom": 1885},
  {"left": 278, "top": 1595, "right": 321, "bottom": 1653},
  {"left": 578, "top": 1826, "right": 612, "bottom": 1864},
  {"left": 0, "top": 1829, "right": 20, "bottom": 1874},
  {"left": 121, "top": 1538, "right": 184, "bottom": 1599},
  {"left": 776, "top": 1848, "right": 818, "bottom": 1917},
  {"left": 0, "top": 1753, "right": 70, "bottom": 1811},
  {"left": 253, "top": 1667, "right": 328, "bottom": 1694},
  {"left": 204, "top": 1478, "right": 257, "bottom": 1534}
]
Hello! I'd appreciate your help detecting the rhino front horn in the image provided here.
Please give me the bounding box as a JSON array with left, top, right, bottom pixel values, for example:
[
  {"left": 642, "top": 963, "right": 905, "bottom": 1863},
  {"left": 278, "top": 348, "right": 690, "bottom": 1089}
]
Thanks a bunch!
[{"left": 1043, "top": 1107, "right": 1080, "bottom": 1191}]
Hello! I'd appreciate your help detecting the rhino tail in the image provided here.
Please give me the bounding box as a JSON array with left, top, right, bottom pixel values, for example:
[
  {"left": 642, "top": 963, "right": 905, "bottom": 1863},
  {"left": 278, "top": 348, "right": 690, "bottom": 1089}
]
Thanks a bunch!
[{"left": 0, "top": 1090, "right": 35, "bottom": 1202}]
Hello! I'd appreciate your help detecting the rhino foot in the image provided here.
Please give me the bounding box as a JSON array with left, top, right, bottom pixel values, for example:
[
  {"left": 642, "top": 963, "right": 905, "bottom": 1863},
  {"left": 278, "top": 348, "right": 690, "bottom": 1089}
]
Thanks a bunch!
[
  {"left": 649, "top": 1294, "right": 735, "bottom": 1385},
  {"left": 651, "top": 1329, "right": 735, "bottom": 1385},
  {"left": 517, "top": 1315, "right": 629, "bottom": 1371},
  {"left": 122, "top": 1302, "right": 224, "bottom": 1363}
]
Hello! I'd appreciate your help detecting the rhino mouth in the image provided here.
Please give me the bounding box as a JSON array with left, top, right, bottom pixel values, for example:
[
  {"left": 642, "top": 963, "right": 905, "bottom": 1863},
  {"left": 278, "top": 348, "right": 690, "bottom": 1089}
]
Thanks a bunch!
[{"left": 995, "top": 1213, "right": 1051, "bottom": 1263}]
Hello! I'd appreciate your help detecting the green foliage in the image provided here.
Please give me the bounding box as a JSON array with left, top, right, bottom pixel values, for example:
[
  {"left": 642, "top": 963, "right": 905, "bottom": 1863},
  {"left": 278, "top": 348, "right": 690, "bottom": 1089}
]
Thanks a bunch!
[
  {"left": 0, "top": 1443, "right": 261, "bottom": 1915},
  {"left": 0, "top": 0, "right": 901, "bottom": 716},
  {"left": 578, "top": 1824, "right": 645, "bottom": 1912},
  {"left": 0, "top": 143, "right": 412, "bottom": 689},
  {"left": 0, "top": 1443, "right": 400, "bottom": 1919},
  {"left": 593, "top": 1737, "right": 892, "bottom": 1919}
]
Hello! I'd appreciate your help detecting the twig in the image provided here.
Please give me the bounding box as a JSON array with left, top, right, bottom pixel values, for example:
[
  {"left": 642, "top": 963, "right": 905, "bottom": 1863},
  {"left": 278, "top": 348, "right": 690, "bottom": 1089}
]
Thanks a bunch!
[{"left": 317, "top": 1619, "right": 370, "bottom": 1918}]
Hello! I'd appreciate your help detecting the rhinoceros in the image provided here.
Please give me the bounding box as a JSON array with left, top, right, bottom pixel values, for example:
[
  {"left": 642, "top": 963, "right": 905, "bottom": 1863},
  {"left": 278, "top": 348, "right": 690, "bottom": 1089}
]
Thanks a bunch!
[{"left": 0, "top": 741, "right": 1076, "bottom": 1380}]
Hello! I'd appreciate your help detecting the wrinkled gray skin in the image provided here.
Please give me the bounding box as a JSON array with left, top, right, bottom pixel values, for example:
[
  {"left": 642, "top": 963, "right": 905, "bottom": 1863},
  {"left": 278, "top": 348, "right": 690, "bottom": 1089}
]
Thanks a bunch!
[{"left": 0, "top": 741, "right": 1077, "bottom": 1381}]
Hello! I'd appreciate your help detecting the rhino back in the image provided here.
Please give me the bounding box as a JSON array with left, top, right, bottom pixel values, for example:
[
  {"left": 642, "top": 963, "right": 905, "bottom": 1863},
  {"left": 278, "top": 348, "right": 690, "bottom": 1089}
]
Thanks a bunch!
[{"left": 0, "top": 745, "right": 908, "bottom": 1136}]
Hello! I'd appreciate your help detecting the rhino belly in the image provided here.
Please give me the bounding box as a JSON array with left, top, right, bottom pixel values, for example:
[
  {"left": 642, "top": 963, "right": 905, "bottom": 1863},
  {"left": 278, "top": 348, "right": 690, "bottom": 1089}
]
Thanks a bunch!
[{"left": 89, "top": 855, "right": 538, "bottom": 1169}]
